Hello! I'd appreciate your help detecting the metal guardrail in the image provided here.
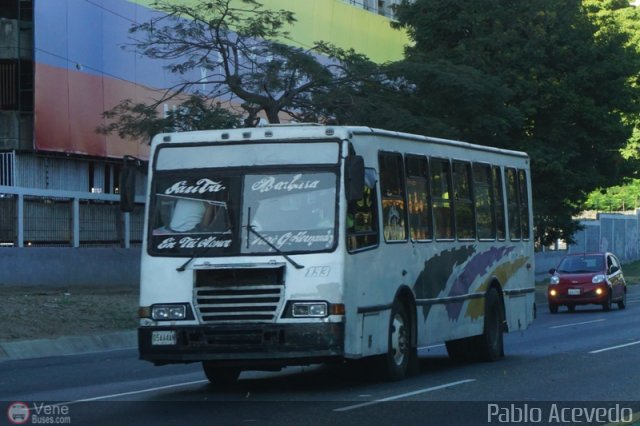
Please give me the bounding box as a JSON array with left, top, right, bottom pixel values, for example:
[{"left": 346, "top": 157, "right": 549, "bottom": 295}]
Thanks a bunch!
[{"left": 0, "top": 185, "right": 145, "bottom": 248}]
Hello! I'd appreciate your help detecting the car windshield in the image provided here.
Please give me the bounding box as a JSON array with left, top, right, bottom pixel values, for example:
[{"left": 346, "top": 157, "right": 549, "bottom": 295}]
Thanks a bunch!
[{"left": 557, "top": 255, "right": 605, "bottom": 273}]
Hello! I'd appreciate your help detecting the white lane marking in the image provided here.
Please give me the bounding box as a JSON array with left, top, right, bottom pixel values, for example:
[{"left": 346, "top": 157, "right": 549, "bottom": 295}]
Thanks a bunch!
[
  {"left": 549, "top": 319, "right": 606, "bottom": 329},
  {"left": 68, "top": 379, "right": 209, "bottom": 403},
  {"left": 418, "top": 344, "right": 444, "bottom": 350},
  {"left": 333, "top": 379, "right": 476, "bottom": 412},
  {"left": 589, "top": 340, "right": 640, "bottom": 354}
]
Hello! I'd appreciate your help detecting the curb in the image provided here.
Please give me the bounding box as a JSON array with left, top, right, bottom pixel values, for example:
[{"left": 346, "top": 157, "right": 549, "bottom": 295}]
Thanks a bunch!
[{"left": 0, "top": 330, "right": 137, "bottom": 362}]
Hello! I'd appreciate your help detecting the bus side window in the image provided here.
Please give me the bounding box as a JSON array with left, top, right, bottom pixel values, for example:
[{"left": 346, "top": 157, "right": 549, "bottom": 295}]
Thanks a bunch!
[
  {"left": 430, "top": 158, "right": 454, "bottom": 239},
  {"left": 379, "top": 152, "right": 408, "bottom": 242},
  {"left": 405, "top": 155, "right": 433, "bottom": 241},
  {"left": 453, "top": 161, "right": 476, "bottom": 240},
  {"left": 518, "top": 169, "right": 531, "bottom": 240},
  {"left": 473, "top": 163, "right": 496, "bottom": 240},
  {"left": 347, "top": 169, "right": 379, "bottom": 251},
  {"left": 493, "top": 166, "right": 506, "bottom": 240},
  {"left": 506, "top": 167, "right": 521, "bottom": 240}
]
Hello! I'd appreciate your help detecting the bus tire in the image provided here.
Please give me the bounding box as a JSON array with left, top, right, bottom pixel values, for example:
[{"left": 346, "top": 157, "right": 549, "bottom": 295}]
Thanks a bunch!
[
  {"left": 381, "top": 300, "right": 411, "bottom": 381},
  {"left": 202, "top": 362, "right": 241, "bottom": 385},
  {"left": 476, "top": 288, "right": 504, "bottom": 362}
]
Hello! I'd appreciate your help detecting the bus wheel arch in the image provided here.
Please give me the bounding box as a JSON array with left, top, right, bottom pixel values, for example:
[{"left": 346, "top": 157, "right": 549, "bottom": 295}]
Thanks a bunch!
[
  {"left": 445, "top": 281, "right": 505, "bottom": 363},
  {"left": 381, "top": 287, "right": 417, "bottom": 380}
]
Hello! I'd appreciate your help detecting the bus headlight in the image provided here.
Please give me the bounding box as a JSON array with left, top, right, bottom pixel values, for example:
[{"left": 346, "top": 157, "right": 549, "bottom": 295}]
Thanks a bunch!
[
  {"left": 292, "top": 302, "right": 328, "bottom": 318},
  {"left": 151, "top": 304, "right": 187, "bottom": 320}
]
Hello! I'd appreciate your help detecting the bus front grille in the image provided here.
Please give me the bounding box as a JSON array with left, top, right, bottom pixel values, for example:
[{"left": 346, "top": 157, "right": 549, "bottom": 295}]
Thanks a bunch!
[{"left": 194, "top": 267, "right": 285, "bottom": 324}]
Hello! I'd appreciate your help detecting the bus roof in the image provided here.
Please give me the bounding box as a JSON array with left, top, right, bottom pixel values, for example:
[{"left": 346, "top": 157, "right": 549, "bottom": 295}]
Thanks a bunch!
[{"left": 152, "top": 124, "right": 529, "bottom": 159}]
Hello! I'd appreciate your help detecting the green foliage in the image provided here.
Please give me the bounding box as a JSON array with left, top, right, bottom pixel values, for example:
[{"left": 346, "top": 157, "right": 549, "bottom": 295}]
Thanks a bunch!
[
  {"left": 377, "top": 0, "right": 640, "bottom": 246},
  {"left": 585, "top": 179, "right": 640, "bottom": 211}
]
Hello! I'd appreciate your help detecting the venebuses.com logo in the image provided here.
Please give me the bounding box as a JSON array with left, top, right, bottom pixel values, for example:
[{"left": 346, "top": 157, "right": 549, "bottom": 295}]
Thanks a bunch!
[
  {"left": 6, "top": 402, "right": 29, "bottom": 424},
  {"left": 7, "top": 401, "right": 71, "bottom": 425}
]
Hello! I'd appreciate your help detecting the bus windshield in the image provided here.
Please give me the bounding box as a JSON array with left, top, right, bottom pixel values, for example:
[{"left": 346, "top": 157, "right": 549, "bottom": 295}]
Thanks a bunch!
[
  {"left": 243, "top": 173, "right": 336, "bottom": 253},
  {"left": 149, "top": 171, "right": 337, "bottom": 256}
]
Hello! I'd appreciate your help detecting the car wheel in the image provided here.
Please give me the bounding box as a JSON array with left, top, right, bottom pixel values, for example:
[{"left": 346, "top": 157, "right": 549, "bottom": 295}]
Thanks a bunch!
[
  {"left": 602, "top": 291, "right": 612, "bottom": 311},
  {"left": 617, "top": 291, "right": 627, "bottom": 310},
  {"left": 380, "top": 300, "right": 411, "bottom": 381},
  {"left": 549, "top": 303, "right": 558, "bottom": 314},
  {"left": 567, "top": 305, "right": 575, "bottom": 313},
  {"left": 202, "top": 362, "right": 241, "bottom": 385}
]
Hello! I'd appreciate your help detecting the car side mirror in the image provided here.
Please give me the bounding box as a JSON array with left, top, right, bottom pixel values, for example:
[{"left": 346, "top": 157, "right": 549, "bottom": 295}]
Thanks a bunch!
[{"left": 548, "top": 268, "right": 556, "bottom": 275}]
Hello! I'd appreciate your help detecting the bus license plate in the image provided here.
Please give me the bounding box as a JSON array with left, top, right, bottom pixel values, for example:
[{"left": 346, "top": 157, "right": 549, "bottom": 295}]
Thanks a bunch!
[
  {"left": 568, "top": 289, "right": 581, "bottom": 296},
  {"left": 151, "top": 330, "right": 177, "bottom": 346}
]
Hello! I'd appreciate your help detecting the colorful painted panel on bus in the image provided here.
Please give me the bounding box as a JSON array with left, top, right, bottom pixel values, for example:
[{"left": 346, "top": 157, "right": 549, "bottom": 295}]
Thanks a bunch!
[{"left": 414, "top": 245, "right": 528, "bottom": 322}]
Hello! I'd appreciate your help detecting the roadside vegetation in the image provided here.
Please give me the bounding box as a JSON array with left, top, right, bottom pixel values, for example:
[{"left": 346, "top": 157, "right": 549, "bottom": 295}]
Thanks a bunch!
[{"left": 622, "top": 259, "right": 640, "bottom": 284}]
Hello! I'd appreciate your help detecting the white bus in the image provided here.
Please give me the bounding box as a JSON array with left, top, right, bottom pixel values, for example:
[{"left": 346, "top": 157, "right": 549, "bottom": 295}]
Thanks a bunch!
[{"left": 121, "top": 125, "right": 535, "bottom": 384}]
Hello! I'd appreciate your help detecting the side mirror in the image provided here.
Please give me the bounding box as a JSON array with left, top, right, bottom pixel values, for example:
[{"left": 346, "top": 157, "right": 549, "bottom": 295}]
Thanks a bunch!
[
  {"left": 548, "top": 268, "right": 556, "bottom": 275},
  {"left": 345, "top": 155, "right": 364, "bottom": 203},
  {"left": 120, "top": 156, "right": 140, "bottom": 213}
]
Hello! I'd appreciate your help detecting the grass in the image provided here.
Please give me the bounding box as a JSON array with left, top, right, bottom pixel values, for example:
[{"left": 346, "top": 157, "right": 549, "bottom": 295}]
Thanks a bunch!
[{"left": 622, "top": 259, "right": 640, "bottom": 285}]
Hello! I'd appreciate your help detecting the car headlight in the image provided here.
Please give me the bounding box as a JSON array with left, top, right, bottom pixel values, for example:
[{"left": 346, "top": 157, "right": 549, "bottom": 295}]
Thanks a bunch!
[
  {"left": 151, "top": 304, "right": 187, "bottom": 320},
  {"left": 292, "top": 302, "right": 328, "bottom": 318},
  {"left": 550, "top": 275, "right": 560, "bottom": 285},
  {"left": 592, "top": 274, "right": 606, "bottom": 284}
]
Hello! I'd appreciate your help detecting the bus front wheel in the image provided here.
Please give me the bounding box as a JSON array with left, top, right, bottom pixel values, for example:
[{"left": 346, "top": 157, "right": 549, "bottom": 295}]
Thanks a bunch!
[
  {"left": 381, "top": 300, "right": 411, "bottom": 381},
  {"left": 202, "top": 362, "right": 241, "bottom": 385}
]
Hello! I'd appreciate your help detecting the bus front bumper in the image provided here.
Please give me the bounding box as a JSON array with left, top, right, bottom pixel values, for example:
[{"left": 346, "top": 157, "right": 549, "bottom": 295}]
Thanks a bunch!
[{"left": 138, "top": 323, "right": 344, "bottom": 366}]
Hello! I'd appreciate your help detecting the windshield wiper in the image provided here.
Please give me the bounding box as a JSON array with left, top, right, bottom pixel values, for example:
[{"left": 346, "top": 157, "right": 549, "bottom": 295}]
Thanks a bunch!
[
  {"left": 245, "top": 207, "right": 304, "bottom": 270},
  {"left": 176, "top": 233, "right": 230, "bottom": 272}
]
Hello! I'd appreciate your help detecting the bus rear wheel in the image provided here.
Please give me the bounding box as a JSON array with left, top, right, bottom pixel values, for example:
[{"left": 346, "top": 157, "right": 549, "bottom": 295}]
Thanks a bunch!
[
  {"left": 381, "top": 300, "right": 411, "bottom": 381},
  {"left": 202, "top": 362, "right": 241, "bottom": 385},
  {"left": 476, "top": 288, "right": 504, "bottom": 362}
]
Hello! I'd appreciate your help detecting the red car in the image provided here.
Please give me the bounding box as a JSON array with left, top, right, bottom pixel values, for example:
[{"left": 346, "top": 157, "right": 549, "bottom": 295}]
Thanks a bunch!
[{"left": 547, "top": 252, "right": 627, "bottom": 313}]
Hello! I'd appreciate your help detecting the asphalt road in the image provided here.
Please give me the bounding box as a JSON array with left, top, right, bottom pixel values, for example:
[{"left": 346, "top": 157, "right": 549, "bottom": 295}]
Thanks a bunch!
[{"left": 2, "top": 286, "right": 640, "bottom": 426}]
